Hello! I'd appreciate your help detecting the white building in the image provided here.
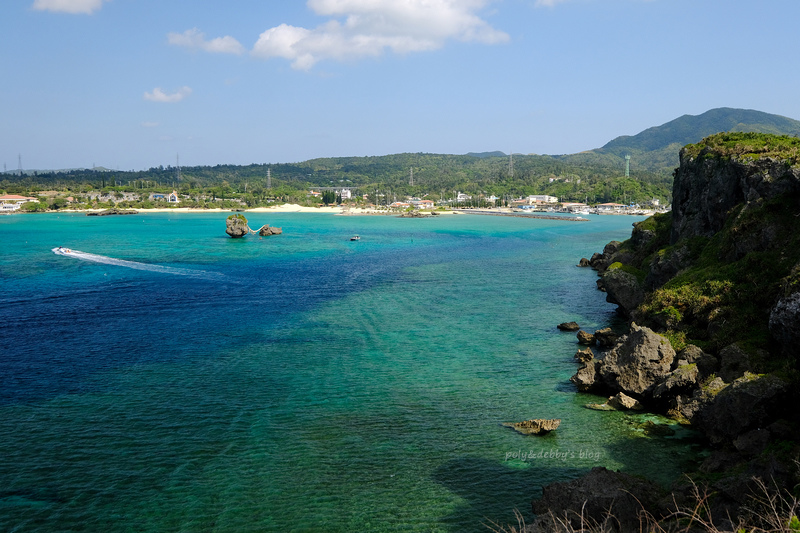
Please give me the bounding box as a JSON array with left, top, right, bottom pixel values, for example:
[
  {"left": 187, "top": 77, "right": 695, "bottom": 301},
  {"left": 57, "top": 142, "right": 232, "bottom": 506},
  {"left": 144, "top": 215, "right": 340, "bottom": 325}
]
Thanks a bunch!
[
  {"left": 527, "top": 195, "right": 558, "bottom": 204},
  {"left": 0, "top": 194, "right": 37, "bottom": 211}
]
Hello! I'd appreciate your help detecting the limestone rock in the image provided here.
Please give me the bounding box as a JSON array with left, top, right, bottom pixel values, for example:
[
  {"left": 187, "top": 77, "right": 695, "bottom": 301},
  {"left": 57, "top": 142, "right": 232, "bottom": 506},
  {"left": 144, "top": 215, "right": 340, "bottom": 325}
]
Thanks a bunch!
[
  {"left": 588, "top": 252, "right": 605, "bottom": 270},
  {"left": 769, "top": 290, "right": 800, "bottom": 359},
  {"left": 258, "top": 225, "right": 283, "bottom": 236},
  {"left": 717, "top": 344, "right": 751, "bottom": 382},
  {"left": 644, "top": 244, "right": 691, "bottom": 290},
  {"left": 652, "top": 364, "right": 700, "bottom": 400},
  {"left": 577, "top": 257, "right": 590, "bottom": 267},
  {"left": 576, "top": 330, "right": 596, "bottom": 345},
  {"left": 557, "top": 321, "right": 580, "bottom": 331},
  {"left": 597, "top": 323, "right": 675, "bottom": 397},
  {"left": 607, "top": 392, "right": 643, "bottom": 410},
  {"left": 602, "top": 267, "right": 645, "bottom": 317},
  {"left": 530, "top": 467, "right": 666, "bottom": 533},
  {"left": 671, "top": 150, "right": 800, "bottom": 244},
  {"left": 574, "top": 348, "right": 594, "bottom": 364},
  {"left": 594, "top": 327, "right": 618, "bottom": 348},
  {"left": 503, "top": 418, "right": 560, "bottom": 435},
  {"left": 694, "top": 373, "right": 788, "bottom": 444},
  {"left": 675, "top": 345, "right": 718, "bottom": 378},
  {"left": 570, "top": 360, "right": 600, "bottom": 392},
  {"left": 732, "top": 428, "right": 771, "bottom": 457},
  {"left": 225, "top": 215, "right": 250, "bottom": 238}
]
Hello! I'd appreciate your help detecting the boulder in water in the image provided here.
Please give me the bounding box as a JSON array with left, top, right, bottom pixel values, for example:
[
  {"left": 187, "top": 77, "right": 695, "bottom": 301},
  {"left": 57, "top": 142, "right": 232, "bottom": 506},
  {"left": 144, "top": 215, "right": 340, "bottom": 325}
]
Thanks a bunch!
[
  {"left": 502, "top": 418, "right": 561, "bottom": 435},
  {"left": 226, "top": 214, "right": 250, "bottom": 238}
]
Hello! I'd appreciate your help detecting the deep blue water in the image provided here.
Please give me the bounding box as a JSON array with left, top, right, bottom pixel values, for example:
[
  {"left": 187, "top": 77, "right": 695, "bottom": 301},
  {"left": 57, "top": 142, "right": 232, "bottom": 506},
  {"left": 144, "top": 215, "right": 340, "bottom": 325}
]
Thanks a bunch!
[{"left": 0, "top": 211, "right": 702, "bottom": 532}]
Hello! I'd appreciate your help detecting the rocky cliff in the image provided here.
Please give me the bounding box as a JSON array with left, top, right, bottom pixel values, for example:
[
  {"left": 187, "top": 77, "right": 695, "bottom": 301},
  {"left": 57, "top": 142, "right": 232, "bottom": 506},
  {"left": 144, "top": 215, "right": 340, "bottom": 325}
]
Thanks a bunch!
[{"left": 551, "top": 133, "right": 800, "bottom": 530}]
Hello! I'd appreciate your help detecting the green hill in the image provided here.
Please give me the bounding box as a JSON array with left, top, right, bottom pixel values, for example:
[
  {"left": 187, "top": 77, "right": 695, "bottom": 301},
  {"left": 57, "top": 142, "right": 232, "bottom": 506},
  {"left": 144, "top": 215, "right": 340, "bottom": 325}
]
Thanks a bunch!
[{"left": 555, "top": 108, "right": 800, "bottom": 174}]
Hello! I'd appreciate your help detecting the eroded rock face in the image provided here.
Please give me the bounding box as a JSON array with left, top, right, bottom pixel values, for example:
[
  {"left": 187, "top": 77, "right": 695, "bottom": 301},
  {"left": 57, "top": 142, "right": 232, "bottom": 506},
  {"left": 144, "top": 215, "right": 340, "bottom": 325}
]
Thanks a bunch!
[
  {"left": 577, "top": 330, "right": 596, "bottom": 345},
  {"left": 671, "top": 153, "right": 800, "bottom": 244},
  {"left": 594, "top": 327, "right": 619, "bottom": 348},
  {"left": 694, "top": 373, "right": 788, "bottom": 445},
  {"left": 769, "top": 290, "right": 800, "bottom": 359},
  {"left": 652, "top": 364, "right": 700, "bottom": 400},
  {"left": 503, "top": 418, "right": 561, "bottom": 435},
  {"left": 602, "top": 268, "right": 645, "bottom": 317},
  {"left": 258, "top": 225, "right": 282, "bottom": 236},
  {"left": 608, "top": 392, "right": 643, "bottom": 410},
  {"left": 531, "top": 467, "right": 665, "bottom": 533},
  {"left": 225, "top": 216, "right": 250, "bottom": 238},
  {"left": 574, "top": 348, "right": 594, "bottom": 364},
  {"left": 597, "top": 323, "right": 675, "bottom": 396},
  {"left": 570, "top": 360, "right": 600, "bottom": 392}
]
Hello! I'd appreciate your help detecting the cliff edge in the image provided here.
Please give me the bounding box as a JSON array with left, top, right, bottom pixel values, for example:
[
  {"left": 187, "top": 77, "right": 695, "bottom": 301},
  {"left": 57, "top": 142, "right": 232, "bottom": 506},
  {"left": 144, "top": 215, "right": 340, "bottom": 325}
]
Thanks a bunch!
[{"left": 553, "top": 133, "right": 800, "bottom": 530}]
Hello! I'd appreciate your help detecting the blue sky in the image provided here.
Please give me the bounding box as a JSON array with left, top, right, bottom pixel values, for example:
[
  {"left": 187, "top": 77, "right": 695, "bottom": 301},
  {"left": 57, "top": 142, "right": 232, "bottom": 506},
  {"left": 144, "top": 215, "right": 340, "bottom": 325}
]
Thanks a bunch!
[{"left": 2, "top": 0, "right": 799, "bottom": 171}]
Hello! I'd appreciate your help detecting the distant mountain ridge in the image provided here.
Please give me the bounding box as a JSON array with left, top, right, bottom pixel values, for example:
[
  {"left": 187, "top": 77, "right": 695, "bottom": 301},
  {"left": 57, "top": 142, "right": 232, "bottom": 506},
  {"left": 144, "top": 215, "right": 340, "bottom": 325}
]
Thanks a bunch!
[{"left": 554, "top": 108, "right": 800, "bottom": 174}]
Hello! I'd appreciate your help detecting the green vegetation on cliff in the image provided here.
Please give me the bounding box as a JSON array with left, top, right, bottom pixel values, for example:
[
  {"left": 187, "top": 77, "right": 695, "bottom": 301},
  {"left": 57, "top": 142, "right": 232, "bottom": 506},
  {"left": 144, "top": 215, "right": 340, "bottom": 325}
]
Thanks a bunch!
[
  {"left": 609, "top": 133, "right": 800, "bottom": 369},
  {"left": 683, "top": 131, "right": 800, "bottom": 164}
]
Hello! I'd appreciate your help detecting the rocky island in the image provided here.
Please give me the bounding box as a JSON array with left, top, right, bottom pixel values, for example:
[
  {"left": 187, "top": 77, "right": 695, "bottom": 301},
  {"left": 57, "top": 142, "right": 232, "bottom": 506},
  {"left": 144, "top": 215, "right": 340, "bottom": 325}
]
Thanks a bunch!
[
  {"left": 530, "top": 133, "right": 800, "bottom": 532},
  {"left": 225, "top": 213, "right": 282, "bottom": 238}
]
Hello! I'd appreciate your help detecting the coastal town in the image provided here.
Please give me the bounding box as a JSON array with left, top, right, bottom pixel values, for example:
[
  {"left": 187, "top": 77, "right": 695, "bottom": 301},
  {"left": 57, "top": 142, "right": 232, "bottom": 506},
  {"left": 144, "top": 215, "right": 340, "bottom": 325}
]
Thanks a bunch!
[{"left": 0, "top": 189, "right": 667, "bottom": 216}]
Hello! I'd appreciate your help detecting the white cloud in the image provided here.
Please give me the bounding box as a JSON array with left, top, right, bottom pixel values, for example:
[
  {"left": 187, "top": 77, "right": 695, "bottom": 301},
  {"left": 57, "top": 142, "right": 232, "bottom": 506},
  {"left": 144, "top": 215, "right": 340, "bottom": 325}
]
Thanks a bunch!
[
  {"left": 32, "top": 0, "right": 109, "bottom": 14},
  {"left": 252, "top": 0, "right": 509, "bottom": 70},
  {"left": 141, "top": 121, "right": 159, "bottom": 128},
  {"left": 534, "top": 0, "right": 568, "bottom": 6},
  {"left": 168, "top": 28, "right": 245, "bottom": 55},
  {"left": 143, "top": 87, "right": 192, "bottom": 103}
]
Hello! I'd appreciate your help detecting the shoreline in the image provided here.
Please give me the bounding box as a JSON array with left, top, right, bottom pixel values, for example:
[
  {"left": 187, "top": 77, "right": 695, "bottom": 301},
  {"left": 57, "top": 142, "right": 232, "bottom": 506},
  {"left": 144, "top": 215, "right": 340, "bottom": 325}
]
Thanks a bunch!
[{"left": 20, "top": 204, "right": 663, "bottom": 217}]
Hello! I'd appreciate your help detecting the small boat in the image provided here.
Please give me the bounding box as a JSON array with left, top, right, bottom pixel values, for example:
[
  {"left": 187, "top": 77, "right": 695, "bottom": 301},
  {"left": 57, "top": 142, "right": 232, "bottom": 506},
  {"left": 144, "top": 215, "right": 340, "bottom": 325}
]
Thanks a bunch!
[
  {"left": 350, "top": 235, "right": 360, "bottom": 241},
  {"left": 52, "top": 246, "right": 73, "bottom": 255}
]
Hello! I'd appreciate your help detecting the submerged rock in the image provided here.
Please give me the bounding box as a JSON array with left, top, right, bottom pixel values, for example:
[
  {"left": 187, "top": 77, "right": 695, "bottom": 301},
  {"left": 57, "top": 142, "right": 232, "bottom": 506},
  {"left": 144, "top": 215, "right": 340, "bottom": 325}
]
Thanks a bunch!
[
  {"left": 557, "top": 321, "right": 580, "bottom": 331},
  {"left": 502, "top": 418, "right": 561, "bottom": 435}
]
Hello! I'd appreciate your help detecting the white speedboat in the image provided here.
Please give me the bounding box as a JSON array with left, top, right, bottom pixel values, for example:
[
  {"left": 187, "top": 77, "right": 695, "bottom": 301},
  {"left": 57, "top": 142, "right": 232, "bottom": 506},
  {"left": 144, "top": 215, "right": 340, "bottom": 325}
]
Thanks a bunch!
[{"left": 52, "top": 247, "right": 74, "bottom": 256}]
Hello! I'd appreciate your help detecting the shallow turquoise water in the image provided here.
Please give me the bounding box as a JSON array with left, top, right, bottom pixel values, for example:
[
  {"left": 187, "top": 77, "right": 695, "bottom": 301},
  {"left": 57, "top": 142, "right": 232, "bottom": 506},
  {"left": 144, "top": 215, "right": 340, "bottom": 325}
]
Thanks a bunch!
[{"left": 0, "top": 212, "right": 701, "bottom": 532}]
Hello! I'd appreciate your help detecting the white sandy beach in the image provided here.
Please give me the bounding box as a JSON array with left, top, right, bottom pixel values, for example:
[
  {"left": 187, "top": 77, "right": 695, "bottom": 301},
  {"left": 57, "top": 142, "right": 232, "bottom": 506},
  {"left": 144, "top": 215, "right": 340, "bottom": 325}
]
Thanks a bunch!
[{"left": 58, "top": 204, "right": 459, "bottom": 215}]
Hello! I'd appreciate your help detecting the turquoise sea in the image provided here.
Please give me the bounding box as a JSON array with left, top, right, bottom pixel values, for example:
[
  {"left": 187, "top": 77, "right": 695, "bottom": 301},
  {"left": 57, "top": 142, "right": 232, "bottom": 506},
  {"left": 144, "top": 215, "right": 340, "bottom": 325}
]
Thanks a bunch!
[{"left": 0, "top": 212, "right": 701, "bottom": 532}]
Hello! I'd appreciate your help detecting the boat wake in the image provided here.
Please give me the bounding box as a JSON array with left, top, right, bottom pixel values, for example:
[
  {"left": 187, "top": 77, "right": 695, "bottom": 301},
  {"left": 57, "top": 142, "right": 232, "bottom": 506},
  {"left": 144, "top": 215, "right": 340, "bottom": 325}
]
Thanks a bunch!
[{"left": 52, "top": 248, "right": 223, "bottom": 279}]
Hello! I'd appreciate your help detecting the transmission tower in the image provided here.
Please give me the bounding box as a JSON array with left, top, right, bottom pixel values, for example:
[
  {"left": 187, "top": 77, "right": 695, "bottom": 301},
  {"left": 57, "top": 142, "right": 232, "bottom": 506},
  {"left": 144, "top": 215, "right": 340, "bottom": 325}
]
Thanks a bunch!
[
  {"left": 625, "top": 155, "right": 631, "bottom": 178},
  {"left": 267, "top": 167, "right": 272, "bottom": 189},
  {"left": 509, "top": 151, "right": 514, "bottom": 178},
  {"left": 409, "top": 167, "right": 414, "bottom": 186},
  {"left": 18, "top": 154, "right": 22, "bottom": 175},
  {"left": 176, "top": 154, "right": 181, "bottom": 182}
]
